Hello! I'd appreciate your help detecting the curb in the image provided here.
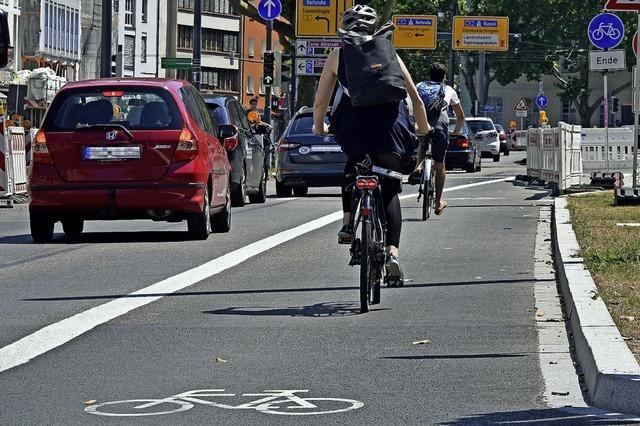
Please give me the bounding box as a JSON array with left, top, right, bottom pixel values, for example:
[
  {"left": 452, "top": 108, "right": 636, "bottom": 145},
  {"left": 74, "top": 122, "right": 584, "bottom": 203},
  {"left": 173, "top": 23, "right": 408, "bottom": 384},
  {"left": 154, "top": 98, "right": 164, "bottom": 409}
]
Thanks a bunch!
[{"left": 553, "top": 197, "right": 640, "bottom": 415}]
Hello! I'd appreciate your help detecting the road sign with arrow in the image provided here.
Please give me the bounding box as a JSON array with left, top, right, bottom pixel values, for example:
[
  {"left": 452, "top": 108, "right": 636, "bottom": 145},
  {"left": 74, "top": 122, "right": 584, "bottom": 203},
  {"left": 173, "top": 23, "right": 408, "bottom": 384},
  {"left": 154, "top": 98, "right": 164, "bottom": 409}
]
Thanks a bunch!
[
  {"left": 296, "top": 58, "right": 326, "bottom": 76},
  {"left": 296, "top": 0, "right": 353, "bottom": 37},
  {"left": 295, "top": 39, "right": 342, "bottom": 57},
  {"left": 258, "top": 0, "right": 282, "bottom": 20},
  {"left": 391, "top": 15, "right": 437, "bottom": 49},
  {"left": 452, "top": 16, "right": 509, "bottom": 51}
]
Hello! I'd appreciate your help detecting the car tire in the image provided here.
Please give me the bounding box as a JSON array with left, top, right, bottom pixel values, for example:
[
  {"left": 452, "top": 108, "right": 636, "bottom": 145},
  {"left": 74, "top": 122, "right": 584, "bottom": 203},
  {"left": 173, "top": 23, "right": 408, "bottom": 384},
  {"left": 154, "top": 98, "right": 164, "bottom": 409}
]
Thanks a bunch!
[
  {"left": 211, "top": 185, "right": 232, "bottom": 233},
  {"left": 493, "top": 154, "right": 500, "bottom": 162},
  {"left": 230, "top": 164, "right": 247, "bottom": 207},
  {"left": 187, "top": 189, "right": 212, "bottom": 240},
  {"left": 62, "top": 219, "right": 84, "bottom": 237},
  {"left": 293, "top": 186, "right": 308, "bottom": 197},
  {"left": 248, "top": 170, "right": 267, "bottom": 204},
  {"left": 465, "top": 164, "right": 475, "bottom": 173},
  {"left": 30, "top": 214, "right": 54, "bottom": 243},
  {"left": 504, "top": 148, "right": 510, "bottom": 156},
  {"left": 275, "top": 180, "right": 292, "bottom": 197}
]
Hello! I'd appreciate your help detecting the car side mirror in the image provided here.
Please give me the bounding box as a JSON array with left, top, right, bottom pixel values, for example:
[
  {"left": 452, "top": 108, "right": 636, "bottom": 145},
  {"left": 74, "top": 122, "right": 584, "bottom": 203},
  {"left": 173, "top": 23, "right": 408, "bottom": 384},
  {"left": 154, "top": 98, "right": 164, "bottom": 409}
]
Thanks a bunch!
[
  {"left": 254, "top": 123, "right": 271, "bottom": 135},
  {"left": 218, "top": 124, "right": 237, "bottom": 140}
]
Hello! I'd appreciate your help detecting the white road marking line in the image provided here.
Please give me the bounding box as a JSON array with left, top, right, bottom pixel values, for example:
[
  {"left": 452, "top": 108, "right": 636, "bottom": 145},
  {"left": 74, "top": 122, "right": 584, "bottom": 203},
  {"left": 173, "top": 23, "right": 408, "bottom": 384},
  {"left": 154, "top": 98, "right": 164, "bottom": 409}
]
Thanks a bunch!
[
  {"left": 0, "top": 177, "right": 513, "bottom": 374},
  {"left": 400, "top": 177, "right": 513, "bottom": 200}
]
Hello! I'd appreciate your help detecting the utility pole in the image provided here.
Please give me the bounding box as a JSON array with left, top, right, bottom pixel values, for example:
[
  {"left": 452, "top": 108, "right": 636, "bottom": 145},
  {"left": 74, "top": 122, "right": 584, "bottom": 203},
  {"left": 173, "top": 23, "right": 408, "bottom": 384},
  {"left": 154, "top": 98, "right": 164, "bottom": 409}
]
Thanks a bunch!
[
  {"left": 193, "top": 0, "right": 202, "bottom": 90},
  {"left": 264, "top": 20, "right": 272, "bottom": 126},
  {"left": 448, "top": 0, "right": 457, "bottom": 86},
  {"left": 166, "top": 0, "right": 178, "bottom": 78},
  {"left": 100, "top": 0, "right": 112, "bottom": 78}
]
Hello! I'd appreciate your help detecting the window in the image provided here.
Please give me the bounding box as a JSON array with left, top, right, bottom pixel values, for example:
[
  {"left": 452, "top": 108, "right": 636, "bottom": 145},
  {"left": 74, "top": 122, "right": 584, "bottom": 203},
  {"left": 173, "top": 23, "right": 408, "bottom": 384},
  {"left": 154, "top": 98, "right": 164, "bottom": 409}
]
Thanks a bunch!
[
  {"left": 177, "top": 68, "right": 238, "bottom": 92},
  {"left": 178, "top": 25, "right": 193, "bottom": 49},
  {"left": 124, "top": 35, "right": 135, "bottom": 70},
  {"left": 178, "top": 0, "right": 236, "bottom": 15},
  {"left": 125, "top": 0, "right": 134, "bottom": 27},
  {"left": 246, "top": 75, "right": 254, "bottom": 95},
  {"left": 140, "top": 35, "right": 147, "bottom": 63},
  {"left": 141, "top": 0, "right": 148, "bottom": 23},
  {"left": 178, "top": 26, "right": 238, "bottom": 54},
  {"left": 248, "top": 38, "right": 255, "bottom": 58}
]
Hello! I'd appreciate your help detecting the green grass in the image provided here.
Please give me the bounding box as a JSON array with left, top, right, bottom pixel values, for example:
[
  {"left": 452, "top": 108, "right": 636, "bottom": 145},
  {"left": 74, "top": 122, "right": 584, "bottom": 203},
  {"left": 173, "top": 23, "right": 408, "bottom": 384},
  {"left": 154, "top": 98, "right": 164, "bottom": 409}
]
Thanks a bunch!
[{"left": 567, "top": 193, "right": 640, "bottom": 361}]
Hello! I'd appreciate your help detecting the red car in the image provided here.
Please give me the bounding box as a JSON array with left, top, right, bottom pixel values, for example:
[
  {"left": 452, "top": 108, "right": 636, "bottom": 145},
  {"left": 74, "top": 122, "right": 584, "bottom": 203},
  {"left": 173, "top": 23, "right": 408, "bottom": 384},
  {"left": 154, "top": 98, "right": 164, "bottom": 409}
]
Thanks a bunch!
[{"left": 29, "top": 78, "right": 235, "bottom": 242}]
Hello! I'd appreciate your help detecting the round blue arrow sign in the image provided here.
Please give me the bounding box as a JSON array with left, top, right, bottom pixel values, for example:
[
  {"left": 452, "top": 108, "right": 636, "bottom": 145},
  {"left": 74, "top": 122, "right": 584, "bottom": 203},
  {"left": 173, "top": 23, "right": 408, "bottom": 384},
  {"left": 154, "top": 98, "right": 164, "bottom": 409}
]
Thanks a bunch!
[
  {"left": 258, "top": 0, "right": 282, "bottom": 21},
  {"left": 588, "top": 13, "right": 624, "bottom": 50},
  {"left": 536, "top": 94, "right": 548, "bottom": 109}
]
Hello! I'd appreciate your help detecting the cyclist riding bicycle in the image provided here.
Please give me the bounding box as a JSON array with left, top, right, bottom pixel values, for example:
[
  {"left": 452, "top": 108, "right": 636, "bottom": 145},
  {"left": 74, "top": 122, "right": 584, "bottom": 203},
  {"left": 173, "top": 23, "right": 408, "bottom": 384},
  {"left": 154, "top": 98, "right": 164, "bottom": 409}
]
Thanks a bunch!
[
  {"left": 312, "top": 5, "right": 430, "bottom": 281},
  {"left": 408, "top": 63, "right": 466, "bottom": 216}
]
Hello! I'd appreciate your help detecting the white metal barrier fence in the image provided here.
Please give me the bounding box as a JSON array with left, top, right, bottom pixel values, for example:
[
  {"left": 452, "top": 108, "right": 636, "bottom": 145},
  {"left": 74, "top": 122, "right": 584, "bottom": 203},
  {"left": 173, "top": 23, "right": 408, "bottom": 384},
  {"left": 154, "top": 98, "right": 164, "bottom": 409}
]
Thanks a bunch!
[
  {"left": 0, "top": 126, "right": 28, "bottom": 198},
  {"left": 580, "top": 127, "right": 634, "bottom": 174},
  {"left": 524, "top": 122, "right": 582, "bottom": 192}
]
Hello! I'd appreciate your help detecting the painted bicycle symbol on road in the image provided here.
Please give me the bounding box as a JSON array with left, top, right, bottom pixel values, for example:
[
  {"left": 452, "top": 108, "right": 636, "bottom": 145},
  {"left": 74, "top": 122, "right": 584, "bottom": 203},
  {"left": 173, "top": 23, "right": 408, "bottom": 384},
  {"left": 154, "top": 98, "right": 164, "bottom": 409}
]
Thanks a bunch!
[
  {"left": 590, "top": 22, "right": 622, "bottom": 41},
  {"left": 85, "top": 389, "right": 364, "bottom": 417}
]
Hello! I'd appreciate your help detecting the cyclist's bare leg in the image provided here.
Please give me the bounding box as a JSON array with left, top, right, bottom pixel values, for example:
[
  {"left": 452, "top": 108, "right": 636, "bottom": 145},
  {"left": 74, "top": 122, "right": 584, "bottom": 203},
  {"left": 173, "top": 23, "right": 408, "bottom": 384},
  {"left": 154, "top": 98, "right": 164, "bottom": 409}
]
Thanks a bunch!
[
  {"left": 412, "top": 143, "right": 425, "bottom": 174},
  {"left": 435, "top": 161, "right": 447, "bottom": 211}
]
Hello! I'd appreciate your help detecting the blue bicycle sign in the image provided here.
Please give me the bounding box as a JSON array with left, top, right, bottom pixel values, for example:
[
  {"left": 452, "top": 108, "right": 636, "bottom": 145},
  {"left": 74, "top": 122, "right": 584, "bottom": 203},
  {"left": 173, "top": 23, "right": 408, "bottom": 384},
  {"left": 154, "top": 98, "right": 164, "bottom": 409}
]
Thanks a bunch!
[{"left": 588, "top": 13, "right": 624, "bottom": 50}]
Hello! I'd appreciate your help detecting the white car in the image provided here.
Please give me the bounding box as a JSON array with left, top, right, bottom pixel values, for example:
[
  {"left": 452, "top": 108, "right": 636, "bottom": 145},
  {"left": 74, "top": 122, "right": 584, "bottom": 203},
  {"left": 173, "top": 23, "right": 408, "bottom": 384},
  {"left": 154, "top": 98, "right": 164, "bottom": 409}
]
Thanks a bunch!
[{"left": 467, "top": 117, "right": 501, "bottom": 162}]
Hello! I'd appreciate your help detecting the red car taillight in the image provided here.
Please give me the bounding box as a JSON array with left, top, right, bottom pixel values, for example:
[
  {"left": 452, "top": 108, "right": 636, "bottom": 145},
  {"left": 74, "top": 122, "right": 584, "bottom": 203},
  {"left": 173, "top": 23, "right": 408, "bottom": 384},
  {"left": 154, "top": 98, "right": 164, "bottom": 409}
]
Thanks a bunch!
[
  {"left": 173, "top": 127, "right": 198, "bottom": 162},
  {"left": 223, "top": 134, "right": 239, "bottom": 151},
  {"left": 455, "top": 137, "right": 470, "bottom": 149},
  {"left": 277, "top": 142, "right": 300, "bottom": 152},
  {"left": 32, "top": 131, "right": 54, "bottom": 165}
]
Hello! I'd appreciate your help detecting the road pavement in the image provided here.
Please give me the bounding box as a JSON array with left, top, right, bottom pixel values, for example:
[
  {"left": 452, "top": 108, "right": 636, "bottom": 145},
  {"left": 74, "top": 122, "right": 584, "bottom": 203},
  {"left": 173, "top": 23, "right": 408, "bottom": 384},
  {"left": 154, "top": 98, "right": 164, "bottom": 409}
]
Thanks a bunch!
[{"left": 0, "top": 153, "right": 634, "bottom": 424}]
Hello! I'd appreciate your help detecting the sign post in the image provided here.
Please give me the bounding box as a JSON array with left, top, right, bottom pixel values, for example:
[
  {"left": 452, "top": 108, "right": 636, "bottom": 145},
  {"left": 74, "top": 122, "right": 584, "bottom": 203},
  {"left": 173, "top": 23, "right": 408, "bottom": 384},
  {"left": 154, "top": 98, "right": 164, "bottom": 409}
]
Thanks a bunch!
[
  {"left": 258, "top": 0, "right": 282, "bottom": 126},
  {"left": 588, "top": 12, "right": 625, "bottom": 174}
]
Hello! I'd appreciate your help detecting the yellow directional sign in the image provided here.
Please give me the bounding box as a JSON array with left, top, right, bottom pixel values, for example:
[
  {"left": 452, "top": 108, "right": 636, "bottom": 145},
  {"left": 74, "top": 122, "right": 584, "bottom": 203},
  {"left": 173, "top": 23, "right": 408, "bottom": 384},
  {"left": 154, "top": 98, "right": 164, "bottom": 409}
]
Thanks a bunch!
[
  {"left": 392, "top": 15, "right": 437, "bottom": 49},
  {"left": 296, "top": 0, "right": 354, "bottom": 37},
  {"left": 453, "top": 16, "right": 509, "bottom": 51}
]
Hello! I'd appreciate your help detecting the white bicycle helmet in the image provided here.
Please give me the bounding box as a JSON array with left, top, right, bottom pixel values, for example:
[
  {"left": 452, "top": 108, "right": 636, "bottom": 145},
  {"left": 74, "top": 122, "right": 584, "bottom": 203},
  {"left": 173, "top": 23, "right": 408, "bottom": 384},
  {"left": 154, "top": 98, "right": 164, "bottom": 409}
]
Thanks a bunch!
[{"left": 341, "top": 4, "right": 379, "bottom": 34}]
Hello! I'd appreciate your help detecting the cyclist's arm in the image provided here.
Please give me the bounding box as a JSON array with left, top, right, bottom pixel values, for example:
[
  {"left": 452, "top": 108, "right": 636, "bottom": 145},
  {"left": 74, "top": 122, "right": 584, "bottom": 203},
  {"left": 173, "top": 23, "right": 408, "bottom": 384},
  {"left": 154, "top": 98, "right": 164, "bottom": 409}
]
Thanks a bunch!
[
  {"left": 398, "top": 55, "right": 431, "bottom": 135},
  {"left": 312, "top": 49, "right": 339, "bottom": 135},
  {"left": 452, "top": 103, "right": 465, "bottom": 135}
]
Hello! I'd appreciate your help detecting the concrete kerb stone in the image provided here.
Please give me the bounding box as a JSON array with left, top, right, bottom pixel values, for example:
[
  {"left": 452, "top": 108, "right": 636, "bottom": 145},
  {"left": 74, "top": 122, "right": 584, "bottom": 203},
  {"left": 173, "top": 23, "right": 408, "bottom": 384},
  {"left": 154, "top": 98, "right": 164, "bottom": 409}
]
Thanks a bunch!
[{"left": 553, "top": 196, "right": 640, "bottom": 415}]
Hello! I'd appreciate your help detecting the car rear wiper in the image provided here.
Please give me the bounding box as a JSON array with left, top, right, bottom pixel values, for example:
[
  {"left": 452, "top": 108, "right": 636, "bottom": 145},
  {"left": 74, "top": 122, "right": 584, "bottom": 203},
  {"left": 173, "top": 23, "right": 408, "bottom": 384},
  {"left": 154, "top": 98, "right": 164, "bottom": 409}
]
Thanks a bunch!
[{"left": 75, "top": 123, "right": 134, "bottom": 141}]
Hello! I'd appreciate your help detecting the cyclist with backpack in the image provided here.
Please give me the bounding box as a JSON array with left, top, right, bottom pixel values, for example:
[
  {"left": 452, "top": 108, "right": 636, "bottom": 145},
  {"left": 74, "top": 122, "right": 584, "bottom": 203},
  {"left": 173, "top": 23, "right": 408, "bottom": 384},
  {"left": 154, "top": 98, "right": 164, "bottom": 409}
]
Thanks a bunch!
[
  {"left": 408, "top": 63, "right": 466, "bottom": 216},
  {"left": 312, "top": 4, "right": 431, "bottom": 281}
]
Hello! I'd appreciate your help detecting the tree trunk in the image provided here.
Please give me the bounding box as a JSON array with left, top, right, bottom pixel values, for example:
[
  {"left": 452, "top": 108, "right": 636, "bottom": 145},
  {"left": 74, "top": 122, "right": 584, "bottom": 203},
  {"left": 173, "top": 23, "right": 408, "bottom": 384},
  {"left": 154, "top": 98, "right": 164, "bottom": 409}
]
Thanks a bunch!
[{"left": 462, "top": 54, "right": 478, "bottom": 115}]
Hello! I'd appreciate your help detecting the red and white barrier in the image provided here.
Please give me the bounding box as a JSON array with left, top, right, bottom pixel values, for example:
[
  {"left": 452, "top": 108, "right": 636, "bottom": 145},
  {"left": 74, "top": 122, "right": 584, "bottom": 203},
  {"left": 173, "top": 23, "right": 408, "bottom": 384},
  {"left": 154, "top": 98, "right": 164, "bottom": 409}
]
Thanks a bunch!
[{"left": 0, "top": 126, "right": 28, "bottom": 200}]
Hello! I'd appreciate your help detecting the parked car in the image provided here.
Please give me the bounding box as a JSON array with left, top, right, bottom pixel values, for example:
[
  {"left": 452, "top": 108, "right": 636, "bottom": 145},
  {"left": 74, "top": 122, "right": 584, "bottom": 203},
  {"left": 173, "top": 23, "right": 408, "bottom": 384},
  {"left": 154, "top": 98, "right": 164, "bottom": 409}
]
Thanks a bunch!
[
  {"left": 495, "top": 123, "right": 510, "bottom": 156},
  {"left": 275, "top": 107, "right": 347, "bottom": 197},
  {"left": 203, "top": 95, "right": 270, "bottom": 206},
  {"left": 28, "top": 78, "right": 233, "bottom": 242},
  {"left": 446, "top": 117, "right": 481, "bottom": 173},
  {"left": 466, "top": 117, "right": 501, "bottom": 162}
]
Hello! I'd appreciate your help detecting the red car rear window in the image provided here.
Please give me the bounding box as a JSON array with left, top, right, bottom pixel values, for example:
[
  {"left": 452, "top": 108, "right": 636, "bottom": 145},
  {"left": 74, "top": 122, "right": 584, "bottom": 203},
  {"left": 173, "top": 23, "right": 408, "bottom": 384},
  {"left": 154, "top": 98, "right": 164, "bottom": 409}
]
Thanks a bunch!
[{"left": 42, "top": 86, "right": 183, "bottom": 131}]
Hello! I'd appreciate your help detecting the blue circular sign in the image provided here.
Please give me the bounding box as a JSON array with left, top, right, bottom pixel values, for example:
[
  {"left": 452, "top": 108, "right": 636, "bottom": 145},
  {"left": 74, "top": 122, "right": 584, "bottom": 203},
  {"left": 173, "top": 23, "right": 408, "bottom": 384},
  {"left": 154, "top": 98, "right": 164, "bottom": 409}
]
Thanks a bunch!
[
  {"left": 588, "top": 13, "right": 624, "bottom": 50},
  {"left": 536, "top": 94, "right": 548, "bottom": 109},
  {"left": 258, "top": 0, "right": 282, "bottom": 20}
]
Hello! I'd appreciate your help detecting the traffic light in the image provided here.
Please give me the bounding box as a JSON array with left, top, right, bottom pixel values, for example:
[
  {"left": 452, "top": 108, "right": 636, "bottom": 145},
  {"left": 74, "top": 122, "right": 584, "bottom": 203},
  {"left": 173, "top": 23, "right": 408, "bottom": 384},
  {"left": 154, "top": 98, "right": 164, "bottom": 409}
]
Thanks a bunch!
[
  {"left": 612, "top": 96, "right": 619, "bottom": 112},
  {"left": 111, "top": 46, "right": 123, "bottom": 77},
  {"left": 263, "top": 51, "right": 275, "bottom": 86},
  {"left": 280, "top": 51, "right": 292, "bottom": 84}
]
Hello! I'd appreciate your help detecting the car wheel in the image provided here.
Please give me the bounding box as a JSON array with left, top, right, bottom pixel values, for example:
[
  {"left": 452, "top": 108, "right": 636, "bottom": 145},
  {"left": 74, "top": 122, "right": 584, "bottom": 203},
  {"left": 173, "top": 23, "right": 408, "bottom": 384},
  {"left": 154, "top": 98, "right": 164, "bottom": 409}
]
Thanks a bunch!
[
  {"left": 248, "top": 170, "right": 267, "bottom": 204},
  {"left": 62, "top": 219, "right": 84, "bottom": 237},
  {"left": 293, "top": 186, "right": 308, "bottom": 197},
  {"left": 30, "top": 214, "right": 54, "bottom": 243},
  {"left": 493, "top": 153, "right": 500, "bottom": 162},
  {"left": 275, "top": 180, "right": 292, "bottom": 197},
  {"left": 504, "top": 148, "right": 510, "bottom": 156},
  {"left": 211, "top": 185, "right": 232, "bottom": 233},
  {"left": 187, "top": 189, "right": 212, "bottom": 240},
  {"left": 230, "top": 164, "right": 247, "bottom": 207},
  {"left": 465, "top": 163, "right": 475, "bottom": 173}
]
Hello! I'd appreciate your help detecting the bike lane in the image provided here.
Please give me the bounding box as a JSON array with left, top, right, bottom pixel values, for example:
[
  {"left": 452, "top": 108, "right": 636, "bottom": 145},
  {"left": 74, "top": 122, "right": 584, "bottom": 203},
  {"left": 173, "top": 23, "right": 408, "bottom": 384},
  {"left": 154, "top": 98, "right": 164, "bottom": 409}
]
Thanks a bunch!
[{"left": 0, "top": 169, "right": 588, "bottom": 424}]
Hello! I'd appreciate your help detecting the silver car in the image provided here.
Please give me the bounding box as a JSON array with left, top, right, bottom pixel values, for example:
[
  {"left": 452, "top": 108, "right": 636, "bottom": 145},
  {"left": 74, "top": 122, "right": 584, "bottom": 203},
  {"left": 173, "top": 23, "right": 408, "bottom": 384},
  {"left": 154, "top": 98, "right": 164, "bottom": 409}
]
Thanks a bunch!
[{"left": 467, "top": 117, "right": 501, "bottom": 162}]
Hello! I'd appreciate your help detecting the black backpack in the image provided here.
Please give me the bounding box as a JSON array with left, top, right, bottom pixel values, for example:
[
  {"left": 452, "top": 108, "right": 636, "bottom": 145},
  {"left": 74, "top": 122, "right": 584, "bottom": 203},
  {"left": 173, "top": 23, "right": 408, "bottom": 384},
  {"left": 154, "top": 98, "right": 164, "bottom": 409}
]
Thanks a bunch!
[
  {"left": 341, "top": 31, "right": 407, "bottom": 107},
  {"left": 416, "top": 81, "right": 448, "bottom": 126}
]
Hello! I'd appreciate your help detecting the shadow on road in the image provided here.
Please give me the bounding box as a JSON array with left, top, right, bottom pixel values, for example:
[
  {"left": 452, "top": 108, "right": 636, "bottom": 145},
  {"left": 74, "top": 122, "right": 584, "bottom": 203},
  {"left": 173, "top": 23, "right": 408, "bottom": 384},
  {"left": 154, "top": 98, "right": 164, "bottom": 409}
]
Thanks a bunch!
[
  {"left": 0, "top": 231, "right": 193, "bottom": 245},
  {"left": 382, "top": 353, "right": 530, "bottom": 360},
  {"left": 203, "top": 301, "right": 364, "bottom": 318},
  {"left": 23, "top": 278, "right": 553, "bottom": 302},
  {"left": 442, "top": 407, "right": 639, "bottom": 425}
]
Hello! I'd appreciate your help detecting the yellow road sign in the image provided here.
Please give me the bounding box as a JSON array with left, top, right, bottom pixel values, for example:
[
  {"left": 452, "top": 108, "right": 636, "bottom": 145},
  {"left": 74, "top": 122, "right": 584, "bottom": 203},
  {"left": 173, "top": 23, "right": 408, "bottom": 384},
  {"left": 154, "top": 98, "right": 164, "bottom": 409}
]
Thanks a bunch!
[
  {"left": 296, "top": 0, "right": 354, "bottom": 37},
  {"left": 392, "top": 15, "right": 437, "bottom": 49},
  {"left": 452, "top": 16, "right": 509, "bottom": 51}
]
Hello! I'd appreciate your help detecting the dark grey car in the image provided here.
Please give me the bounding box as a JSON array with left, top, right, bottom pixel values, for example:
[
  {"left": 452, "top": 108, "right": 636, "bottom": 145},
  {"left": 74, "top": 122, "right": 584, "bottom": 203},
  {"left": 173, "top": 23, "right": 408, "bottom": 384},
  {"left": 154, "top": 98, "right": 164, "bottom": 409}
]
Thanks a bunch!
[
  {"left": 204, "top": 95, "right": 268, "bottom": 206},
  {"left": 275, "top": 107, "right": 347, "bottom": 197}
]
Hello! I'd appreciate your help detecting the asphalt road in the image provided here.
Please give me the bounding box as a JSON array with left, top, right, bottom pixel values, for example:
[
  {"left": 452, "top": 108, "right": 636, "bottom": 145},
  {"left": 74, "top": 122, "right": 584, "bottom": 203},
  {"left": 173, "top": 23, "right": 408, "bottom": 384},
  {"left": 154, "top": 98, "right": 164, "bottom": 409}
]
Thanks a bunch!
[{"left": 0, "top": 152, "right": 633, "bottom": 425}]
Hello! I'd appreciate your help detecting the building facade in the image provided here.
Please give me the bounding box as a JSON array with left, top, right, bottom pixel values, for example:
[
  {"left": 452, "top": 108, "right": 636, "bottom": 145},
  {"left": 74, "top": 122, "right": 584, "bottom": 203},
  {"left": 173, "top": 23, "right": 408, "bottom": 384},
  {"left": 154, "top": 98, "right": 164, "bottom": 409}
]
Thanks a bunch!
[
  {"left": 116, "top": 0, "right": 159, "bottom": 77},
  {"left": 0, "top": 0, "right": 22, "bottom": 82}
]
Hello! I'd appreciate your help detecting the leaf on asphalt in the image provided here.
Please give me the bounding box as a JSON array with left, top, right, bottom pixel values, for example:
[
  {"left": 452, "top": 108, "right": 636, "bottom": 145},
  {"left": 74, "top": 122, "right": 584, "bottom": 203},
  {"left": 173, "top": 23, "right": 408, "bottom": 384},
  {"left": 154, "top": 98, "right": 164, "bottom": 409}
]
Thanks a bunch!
[
  {"left": 536, "top": 311, "right": 545, "bottom": 317},
  {"left": 589, "top": 291, "right": 599, "bottom": 300},
  {"left": 412, "top": 339, "right": 431, "bottom": 345},
  {"left": 475, "top": 276, "right": 482, "bottom": 280},
  {"left": 621, "top": 316, "right": 636, "bottom": 322},
  {"left": 215, "top": 357, "right": 227, "bottom": 363},
  {"left": 551, "top": 391, "right": 570, "bottom": 396},
  {"left": 83, "top": 400, "right": 97, "bottom": 405}
]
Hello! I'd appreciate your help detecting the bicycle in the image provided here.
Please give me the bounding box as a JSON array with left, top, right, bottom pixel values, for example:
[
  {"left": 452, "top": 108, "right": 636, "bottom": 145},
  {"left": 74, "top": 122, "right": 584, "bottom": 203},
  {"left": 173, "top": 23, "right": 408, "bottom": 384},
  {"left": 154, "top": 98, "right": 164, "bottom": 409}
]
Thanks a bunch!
[
  {"left": 85, "top": 389, "right": 363, "bottom": 417},
  {"left": 416, "top": 135, "right": 436, "bottom": 221},
  {"left": 346, "top": 157, "right": 404, "bottom": 313},
  {"left": 590, "top": 23, "right": 621, "bottom": 41}
]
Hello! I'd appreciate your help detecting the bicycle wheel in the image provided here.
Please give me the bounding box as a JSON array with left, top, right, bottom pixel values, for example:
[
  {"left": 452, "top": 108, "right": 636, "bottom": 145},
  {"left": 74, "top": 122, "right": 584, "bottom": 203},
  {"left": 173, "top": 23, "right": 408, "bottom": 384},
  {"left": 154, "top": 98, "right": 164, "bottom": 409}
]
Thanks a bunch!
[
  {"left": 422, "top": 161, "right": 434, "bottom": 221},
  {"left": 371, "top": 208, "right": 384, "bottom": 305},
  {"left": 85, "top": 399, "right": 193, "bottom": 417},
  {"left": 360, "top": 216, "right": 374, "bottom": 313}
]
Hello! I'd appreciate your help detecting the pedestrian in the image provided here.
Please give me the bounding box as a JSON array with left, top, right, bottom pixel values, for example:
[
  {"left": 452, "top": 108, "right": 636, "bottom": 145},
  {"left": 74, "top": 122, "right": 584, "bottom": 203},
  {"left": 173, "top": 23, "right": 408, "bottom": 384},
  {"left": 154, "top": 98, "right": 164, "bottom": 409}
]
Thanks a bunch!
[
  {"left": 312, "top": 4, "right": 431, "bottom": 283},
  {"left": 408, "top": 63, "right": 466, "bottom": 216}
]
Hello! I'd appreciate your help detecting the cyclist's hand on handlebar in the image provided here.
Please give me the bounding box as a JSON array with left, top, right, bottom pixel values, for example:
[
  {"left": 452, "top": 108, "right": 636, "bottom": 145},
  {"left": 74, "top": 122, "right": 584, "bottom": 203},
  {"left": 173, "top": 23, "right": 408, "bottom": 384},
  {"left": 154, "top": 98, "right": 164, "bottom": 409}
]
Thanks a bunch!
[{"left": 313, "top": 122, "right": 330, "bottom": 136}]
